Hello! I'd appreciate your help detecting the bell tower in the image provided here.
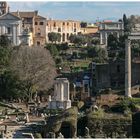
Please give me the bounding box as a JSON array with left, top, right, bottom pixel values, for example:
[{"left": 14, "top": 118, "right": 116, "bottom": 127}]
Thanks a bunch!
[{"left": 0, "top": 2, "right": 9, "bottom": 16}]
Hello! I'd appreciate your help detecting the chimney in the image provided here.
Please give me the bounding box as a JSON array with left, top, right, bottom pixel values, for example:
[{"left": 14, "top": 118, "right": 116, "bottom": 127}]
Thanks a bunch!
[
  {"left": 17, "top": 10, "right": 20, "bottom": 17},
  {"left": 8, "top": 6, "right": 10, "bottom": 13},
  {"left": 35, "top": 10, "right": 38, "bottom": 16}
]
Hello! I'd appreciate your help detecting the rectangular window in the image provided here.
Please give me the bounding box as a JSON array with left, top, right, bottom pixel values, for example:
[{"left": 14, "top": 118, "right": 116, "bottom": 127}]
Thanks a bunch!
[
  {"left": 35, "top": 22, "right": 38, "bottom": 25},
  {"left": 37, "top": 41, "right": 40, "bottom": 45},
  {"left": 40, "top": 22, "right": 44, "bottom": 25},
  {"left": 7, "top": 27, "right": 11, "bottom": 34},
  {"left": 26, "top": 18, "right": 32, "bottom": 23}
]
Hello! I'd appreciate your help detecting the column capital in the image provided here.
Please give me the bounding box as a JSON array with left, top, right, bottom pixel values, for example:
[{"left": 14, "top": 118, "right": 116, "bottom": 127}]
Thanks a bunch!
[{"left": 125, "top": 39, "right": 131, "bottom": 46}]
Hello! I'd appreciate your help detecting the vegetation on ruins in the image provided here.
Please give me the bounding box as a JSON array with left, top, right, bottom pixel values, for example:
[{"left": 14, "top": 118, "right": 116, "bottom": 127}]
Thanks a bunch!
[
  {"left": 1, "top": 13, "right": 140, "bottom": 139},
  {"left": 87, "top": 109, "right": 132, "bottom": 138},
  {"left": 43, "top": 107, "right": 78, "bottom": 138},
  {"left": 87, "top": 46, "right": 108, "bottom": 63}
]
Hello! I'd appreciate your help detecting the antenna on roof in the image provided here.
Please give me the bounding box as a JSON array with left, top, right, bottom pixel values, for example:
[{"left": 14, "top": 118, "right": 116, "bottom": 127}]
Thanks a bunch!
[
  {"left": 8, "top": 6, "right": 10, "bottom": 13},
  {"left": 17, "top": 10, "right": 20, "bottom": 17}
]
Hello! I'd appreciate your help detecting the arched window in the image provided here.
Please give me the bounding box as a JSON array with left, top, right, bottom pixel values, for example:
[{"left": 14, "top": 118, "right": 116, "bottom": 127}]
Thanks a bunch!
[
  {"left": 58, "top": 28, "right": 61, "bottom": 32},
  {"left": 67, "top": 33, "right": 69, "bottom": 40},
  {"left": 62, "top": 33, "right": 65, "bottom": 42},
  {"left": 54, "top": 22, "right": 56, "bottom": 27}
]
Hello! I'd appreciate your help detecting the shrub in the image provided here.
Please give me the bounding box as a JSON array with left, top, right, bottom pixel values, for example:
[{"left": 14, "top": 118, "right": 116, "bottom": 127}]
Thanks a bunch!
[{"left": 34, "top": 133, "right": 42, "bottom": 138}]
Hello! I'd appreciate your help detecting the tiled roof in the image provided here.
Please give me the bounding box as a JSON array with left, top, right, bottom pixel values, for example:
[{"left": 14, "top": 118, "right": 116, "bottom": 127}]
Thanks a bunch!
[
  {"left": 11, "top": 11, "right": 38, "bottom": 18},
  {"left": 35, "top": 15, "right": 46, "bottom": 20},
  {"left": 47, "top": 19, "right": 80, "bottom": 23}
]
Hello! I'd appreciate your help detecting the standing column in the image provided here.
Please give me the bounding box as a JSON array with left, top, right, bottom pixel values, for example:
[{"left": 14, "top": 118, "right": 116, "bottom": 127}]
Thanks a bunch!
[
  {"left": 60, "top": 83, "right": 64, "bottom": 101},
  {"left": 100, "top": 32, "right": 103, "bottom": 44},
  {"left": 2, "top": 26, "right": 4, "bottom": 34},
  {"left": 125, "top": 39, "right": 132, "bottom": 97},
  {"left": 54, "top": 83, "right": 58, "bottom": 100},
  {"left": 105, "top": 32, "right": 108, "bottom": 46},
  {"left": 64, "top": 81, "right": 70, "bottom": 100},
  {"left": 12, "top": 24, "right": 16, "bottom": 45}
]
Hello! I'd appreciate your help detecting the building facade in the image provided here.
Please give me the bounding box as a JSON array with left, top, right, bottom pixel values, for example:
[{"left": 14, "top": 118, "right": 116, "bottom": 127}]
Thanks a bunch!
[
  {"left": 81, "top": 24, "right": 99, "bottom": 35},
  {"left": 12, "top": 10, "right": 47, "bottom": 46},
  {"left": 46, "top": 19, "right": 81, "bottom": 43},
  {"left": 99, "top": 21, "right": 124, "bottom": 46},
  {"left": 34, "top": 15, "right": 47, "bottom": 46},
  {"left": 0, "top": 2, "right": 32, "bottom": 46},
  {"left": 0, "top": 12, "right": 23, "bottom": 46}
]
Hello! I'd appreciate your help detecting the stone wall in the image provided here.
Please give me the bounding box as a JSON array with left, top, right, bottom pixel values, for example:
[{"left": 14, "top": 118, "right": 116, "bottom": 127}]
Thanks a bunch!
[{"left": 92, "top": 61, "right": 140, "bottom": 91}]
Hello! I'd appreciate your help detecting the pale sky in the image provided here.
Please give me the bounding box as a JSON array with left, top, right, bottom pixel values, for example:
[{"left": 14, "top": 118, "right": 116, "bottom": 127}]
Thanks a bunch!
[{"left": 8, "top": 2, "right": 140, "bottom": 22}]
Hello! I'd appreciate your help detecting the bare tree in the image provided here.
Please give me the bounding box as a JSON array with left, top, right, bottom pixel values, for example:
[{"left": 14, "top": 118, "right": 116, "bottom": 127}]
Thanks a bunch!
[{"left": 10, "top": 46, "right": 57, "bottom": 101}]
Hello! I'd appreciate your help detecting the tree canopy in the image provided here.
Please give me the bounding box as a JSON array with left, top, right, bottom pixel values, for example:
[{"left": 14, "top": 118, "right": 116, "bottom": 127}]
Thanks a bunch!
[
  {"left": 69, "top": 34, "right": 88, "bottom": 46},
  {"left": 0, "top": 35, "right": 12, "bottom": 74},
  {"left": 48, "top": 32, "right": 61, "bottom": 43},
  {"left": 87, "top": 46, "right": 108, "bottom": 63},
  {"left": 123, "top": 14, "right": 131, "bottom": 34},
  {"left": 0, "top": 35, "right": 11, "bottom": 47},
  {"left": 10, "top": 46, "right": 57, "bottom": 101},
  {"left": 80, "top": 22, "right": 87, "bottom": 28}
]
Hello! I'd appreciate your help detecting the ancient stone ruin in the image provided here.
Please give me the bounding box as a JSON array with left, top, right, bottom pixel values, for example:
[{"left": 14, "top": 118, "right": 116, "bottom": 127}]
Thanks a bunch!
[{"left": 48, "top": 78, "right": 71, "bottom": 109}]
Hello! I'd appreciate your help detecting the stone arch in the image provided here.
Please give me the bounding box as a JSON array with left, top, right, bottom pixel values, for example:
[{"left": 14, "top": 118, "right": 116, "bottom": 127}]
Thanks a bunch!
[{"left": 67, "top": 33, "right": 69, "bottom": 40}]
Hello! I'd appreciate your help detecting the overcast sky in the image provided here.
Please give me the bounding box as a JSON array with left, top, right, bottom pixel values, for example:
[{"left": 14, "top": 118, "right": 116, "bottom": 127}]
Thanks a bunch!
[{"left": 8, "top": 2, "right": 140, "bottom": 22}]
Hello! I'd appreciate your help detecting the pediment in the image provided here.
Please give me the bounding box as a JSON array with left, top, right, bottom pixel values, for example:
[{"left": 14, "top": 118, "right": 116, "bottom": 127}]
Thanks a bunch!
[{"left": 0, "top": 13, "right": 21, "bottom": 21}]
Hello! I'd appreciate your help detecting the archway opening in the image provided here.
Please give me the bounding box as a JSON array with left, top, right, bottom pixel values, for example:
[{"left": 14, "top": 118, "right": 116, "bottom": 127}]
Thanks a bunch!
[{"left": 60, "top": 121, "right": 72, "bottom": 138}]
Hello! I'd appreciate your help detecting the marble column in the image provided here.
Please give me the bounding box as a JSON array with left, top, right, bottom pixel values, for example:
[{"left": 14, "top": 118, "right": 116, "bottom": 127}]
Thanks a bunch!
[
  {"left": 12, "top": 24, "right": 16, "bottom": 45},
  {"left": 105, "top": 32, "right": 108, "bottom": 46},
  {"left": 54, "top": 84, "right": 57, "bottom": 100},
  {"left": 100, "top": 32, "right": 103, "bottom": 44},
  {"left": 60, "top": 83, "right": 64, "bottom": 101},
  {"left": 125, "top": 39, "right": 132, "bottom": 97},
  {"left": 67, "top": 81, "right": 70, "bottom": 100},
  {"left": 64, "top": 81, "right": 69, "bottom": 100},
  {"left": 2, "top": 26, "right": 4, "bottom": 34}
]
